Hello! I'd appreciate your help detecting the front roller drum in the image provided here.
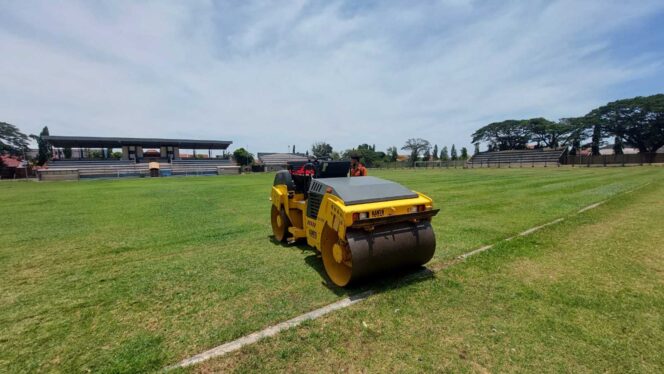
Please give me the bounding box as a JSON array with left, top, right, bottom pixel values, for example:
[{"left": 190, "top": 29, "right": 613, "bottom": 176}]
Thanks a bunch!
[
  {"left": 322, "top": 221, "right": 436, "bottom": 287},
  {"left": 271, "top": 205, "right": 291, "bottom": 242}
]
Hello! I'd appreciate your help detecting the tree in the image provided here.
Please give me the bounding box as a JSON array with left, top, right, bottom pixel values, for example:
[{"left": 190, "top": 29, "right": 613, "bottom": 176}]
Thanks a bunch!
[
  {"left": 330, "top": 151, "right": 341, "bottom": 160},
  {"left": 559, "top": 117, "right": 591, "bottom": 155},
  {"left": 401, "top": 138, "right": 430, "bottom": 165},
  {"left": 525, "top": 118, "right": 571, "bottom": 148},
  {"left": 473, "top": 143, "right": 480, "bottom": 155},
  {"left": 311, "top": 142, "right": 333, "bottom": 159},
  {"left": 440, "top": 146, "right": 449, "bottom": 161},
  {"left": 0, "top": 122, "right": 29, "bottom": 156},
  {"left": 471, "top": 120, "right": 530, "bottom": 150},
  {"left": 233, "top": 148, "right": 254, "bottom": 166},
  {"left": 460, "top": 147, "right": 468, "bottom": 160},
  {"left": 450, "top": 144, "right": 458, "bottom": 160},
  {"left": 613, "top": 136, "right": 624, "bottom": 155},
  {"left": 29, "top": 126, "right": 51, "bottom": 165},
  {"left": 386, "top": 146, "right": 398, "bottom": 162},
  {"left": 590, "top": 124, "right": 602, "bottom": 156},
  {"left": 432, "top": 144, "right": 439, "bottom": 160},
  {"left": 584, "top": 94, "right": 664, "bottom": 153},
  {"left": 292, "top": 145, "right": 296, "bottom": 154},
  {"left": 422, "top": 148, "right": 431, "bottom": 161},
  {"left": 343, "top": 144, "right": 384, "bottom": 167}
]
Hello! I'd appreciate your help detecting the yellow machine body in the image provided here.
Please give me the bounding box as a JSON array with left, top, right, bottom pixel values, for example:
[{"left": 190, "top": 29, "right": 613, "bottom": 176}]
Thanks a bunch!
[{"left": 271, "top": 170, "right": 438, "bottom": 287}]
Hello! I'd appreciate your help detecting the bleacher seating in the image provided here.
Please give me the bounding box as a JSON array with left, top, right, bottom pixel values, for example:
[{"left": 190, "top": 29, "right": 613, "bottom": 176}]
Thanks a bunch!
[
  {"left": 46, "top": 158, "right": 236, "bottom": 178},
  {"left": 467, "top": 149, "right": 565, "bottom": 167},
  {"left": 170, "top": 159, "right": 233, "bottom": 175},
  {"left": 47, "top": 159, "right": 148, "bottom": 178}
]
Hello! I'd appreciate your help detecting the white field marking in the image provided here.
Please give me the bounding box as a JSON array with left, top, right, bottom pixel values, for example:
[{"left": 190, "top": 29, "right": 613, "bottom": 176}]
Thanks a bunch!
[
  {"left": 164, "top": 192, "right": 642, "bottom": 371},
  {"left": 456, "top": 245, "right": 493, "bottom": 260},
  {"left": 515, "top": 218, "right": 565, "bottom": 237},
  {"left": 577, "top": 201, "right": 605, "bottom": 213},
  {"left": 165, "top": 290, "right": 373, "bottom": 370}
]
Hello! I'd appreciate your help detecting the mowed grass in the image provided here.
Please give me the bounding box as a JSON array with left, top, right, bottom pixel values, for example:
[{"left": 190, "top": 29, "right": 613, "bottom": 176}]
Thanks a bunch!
[
  {"left": 199, "top": 171, "right": 664, "bottom": 373},
  {"left": 0, "top": 167, "right": 661, "bottom": 372}
]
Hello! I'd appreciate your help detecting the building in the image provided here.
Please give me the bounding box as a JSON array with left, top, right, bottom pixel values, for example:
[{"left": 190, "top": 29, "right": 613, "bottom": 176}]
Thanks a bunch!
[
  {"left": 43, "top": 135, "right": 232, "bottom": 162},
  {"left": 598, "top": 145, "right": 639, "bottom": 155},
  {"left": 257, "top": 152, "right": 309, "bottom": 171},
  {"left": 38, "top": 135, "right": 237, "bottom": 179}
]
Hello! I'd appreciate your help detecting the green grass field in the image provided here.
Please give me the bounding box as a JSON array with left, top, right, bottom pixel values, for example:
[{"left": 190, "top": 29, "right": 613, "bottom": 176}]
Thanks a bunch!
[{"left": 1, "top": 167, "right": 662, "bottom": 373}]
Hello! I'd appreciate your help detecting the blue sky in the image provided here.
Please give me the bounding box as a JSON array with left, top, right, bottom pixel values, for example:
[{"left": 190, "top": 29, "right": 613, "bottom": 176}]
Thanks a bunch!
[{"left": 1, "top": 0, "right": 663, "bottom": 154}]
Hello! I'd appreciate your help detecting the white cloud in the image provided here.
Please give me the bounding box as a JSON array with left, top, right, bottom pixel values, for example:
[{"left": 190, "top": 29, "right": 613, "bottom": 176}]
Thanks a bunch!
[{"left": 1, "top": 0, "right": 662, "bottom": 153}]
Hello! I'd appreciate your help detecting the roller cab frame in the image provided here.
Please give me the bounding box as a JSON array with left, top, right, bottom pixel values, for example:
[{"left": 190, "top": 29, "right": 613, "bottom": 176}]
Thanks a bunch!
[{"left": 270, "top": 161, "right": 439, "bottom": 287}]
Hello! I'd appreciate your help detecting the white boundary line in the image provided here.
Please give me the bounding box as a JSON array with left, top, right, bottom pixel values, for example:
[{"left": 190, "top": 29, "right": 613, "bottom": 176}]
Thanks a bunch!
[
  {"left": 164, "top": 290, "right": 373, "bottom": 370},
  {"left": 165, "top": 185, "right": 649, "bottom": 370}
]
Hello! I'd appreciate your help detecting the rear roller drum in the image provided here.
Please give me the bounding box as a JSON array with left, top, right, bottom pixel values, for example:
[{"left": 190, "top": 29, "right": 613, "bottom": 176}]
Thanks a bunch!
[
  {"left": 321, "top": 221, "right": 436, "bottom": 287},
  {"left": 271, "top": 205, "right": 291, "bottom": 242}
]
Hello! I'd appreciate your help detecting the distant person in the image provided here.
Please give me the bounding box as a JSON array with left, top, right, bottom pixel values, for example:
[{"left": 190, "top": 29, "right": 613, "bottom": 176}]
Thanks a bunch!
[{"left": 350, "top": 156, "right": 367, "bottom": 177}]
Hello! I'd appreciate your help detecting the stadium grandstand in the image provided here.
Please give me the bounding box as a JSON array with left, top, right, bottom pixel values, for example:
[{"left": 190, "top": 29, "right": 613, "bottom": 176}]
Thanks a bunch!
[
  {"left": 467, "top": 148, "right": 566, "bottom": 167},
  {"left": 41, "top": 135, "right": 237, "bottom": 179}
]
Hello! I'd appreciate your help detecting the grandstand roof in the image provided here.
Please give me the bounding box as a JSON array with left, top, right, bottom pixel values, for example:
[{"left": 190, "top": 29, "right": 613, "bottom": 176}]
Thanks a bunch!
[
  {"left": 257, "top": 152, "right": 309, "bottom": 165},
  {"left": 43, "top": 135, "right": 232, "bottom": 149}
]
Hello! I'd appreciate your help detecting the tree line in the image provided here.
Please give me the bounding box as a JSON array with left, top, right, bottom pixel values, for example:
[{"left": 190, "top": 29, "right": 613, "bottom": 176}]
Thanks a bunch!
[
  {"left": 303, "top": 139, "right": 468, "bottom": 167},
  {"left": 471, "top": 94, "right": 664, "bottom": 155}
]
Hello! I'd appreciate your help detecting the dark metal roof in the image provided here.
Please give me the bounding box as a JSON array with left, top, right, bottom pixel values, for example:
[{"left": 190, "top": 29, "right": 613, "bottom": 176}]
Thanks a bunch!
[
  {"left": 257, "top": 152, "right": 309, "bottom": 165},
  {"left": 43, "top": 135, "right": 232, "bottom": 149}
]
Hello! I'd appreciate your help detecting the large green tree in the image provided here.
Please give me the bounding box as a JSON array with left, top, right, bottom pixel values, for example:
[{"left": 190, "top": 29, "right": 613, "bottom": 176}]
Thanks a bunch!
[
  {"left": 386, "top": 146, "right": 398, "bottom": 162},
  {"left": 0, "top": 122, "right": 30, "bottom": 156},
  {"left": 471, "top": 120, "right": 530, "bottom": 150},
  {"left": 440, "top": 146, "right": 449, "bottom": 161},
  {"left": 460, "top": 147, "right": 468, "bottom": 160},
  {"left": 401, "top": 138, "right": 430, "bottom": 165},
  {"left": 343, "top": 144, "right": 385, "bottom": 167},
  {"left": 30, "top": 126, "right": 51, "bottom": 165},
  {"left": 558, "top": 117, "right": 591, "bottom": 155},
  {"left": 584, "top": 94, "right": 664, "bottom": 153},
  {"left": 525, "top": 118, "right": 572, "bottom": 148},
  {"left": 232, "top": 148, "right": 254, "bottom": 166},
  {"left": 311, "top": 142, "right": 333, "bottom": 159}
]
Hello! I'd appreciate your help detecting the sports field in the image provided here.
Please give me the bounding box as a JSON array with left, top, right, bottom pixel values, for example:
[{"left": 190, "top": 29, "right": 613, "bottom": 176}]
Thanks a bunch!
[{"left": 1, "top": 167, "right": 662, "bottom": 372}]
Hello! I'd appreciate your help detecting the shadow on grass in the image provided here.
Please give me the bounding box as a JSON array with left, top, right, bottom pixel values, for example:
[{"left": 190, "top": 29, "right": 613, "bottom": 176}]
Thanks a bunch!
[{"left": 268, "top": 235, "right": 436, "bottom": 297}]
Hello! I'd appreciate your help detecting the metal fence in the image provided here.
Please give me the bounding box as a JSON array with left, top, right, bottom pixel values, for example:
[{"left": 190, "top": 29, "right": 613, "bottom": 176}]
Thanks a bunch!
[
  {"left": 563, "top": 153, "right": 664, "bottom": 167},
  {"left": 368, "top": 161, "right": 467, "bottom": 169},
  {"left": 369, "top": 153, "right": 663, "bottom": 170}
]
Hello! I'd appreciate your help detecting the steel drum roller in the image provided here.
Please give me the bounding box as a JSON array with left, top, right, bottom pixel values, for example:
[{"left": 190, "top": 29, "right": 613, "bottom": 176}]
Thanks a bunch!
[{"left": 323, "top": 221, "right": 436, "bottom": 286}]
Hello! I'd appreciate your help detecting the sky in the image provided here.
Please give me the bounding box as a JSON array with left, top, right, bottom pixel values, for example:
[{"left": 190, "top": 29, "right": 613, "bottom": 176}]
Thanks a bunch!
[{"left": 1, "top": 0, "right": 663, "bottom": 154}]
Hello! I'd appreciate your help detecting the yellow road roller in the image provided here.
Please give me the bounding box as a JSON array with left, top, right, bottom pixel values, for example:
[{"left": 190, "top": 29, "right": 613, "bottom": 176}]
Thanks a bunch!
[{"left": 270, "top": 160, "right": 439, "bottom": 287}]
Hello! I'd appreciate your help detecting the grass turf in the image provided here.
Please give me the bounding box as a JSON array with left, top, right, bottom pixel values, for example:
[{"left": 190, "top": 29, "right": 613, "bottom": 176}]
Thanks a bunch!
[
  {"left": 0, "top": 167, "right": 661, "bottom": 372},
  {"left": 198, "top": 170, "right": 664, "bottom": 373}
]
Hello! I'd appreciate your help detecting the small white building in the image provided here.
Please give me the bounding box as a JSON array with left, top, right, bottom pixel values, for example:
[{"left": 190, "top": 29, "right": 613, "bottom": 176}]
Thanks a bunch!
[{"left": 598, "top": 145, "right": 640, "bottom": 155}]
